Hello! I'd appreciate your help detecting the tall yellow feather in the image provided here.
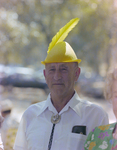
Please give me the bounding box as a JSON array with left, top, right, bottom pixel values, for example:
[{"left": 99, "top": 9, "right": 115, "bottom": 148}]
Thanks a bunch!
[{"left": 47, "top": 18, "right": 80, "bottom": 53}]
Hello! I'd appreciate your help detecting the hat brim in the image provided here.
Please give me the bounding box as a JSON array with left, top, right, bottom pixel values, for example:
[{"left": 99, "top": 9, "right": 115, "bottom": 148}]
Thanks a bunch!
[{"left": 41, "top": 59, "right": 81, "bottom": 65}]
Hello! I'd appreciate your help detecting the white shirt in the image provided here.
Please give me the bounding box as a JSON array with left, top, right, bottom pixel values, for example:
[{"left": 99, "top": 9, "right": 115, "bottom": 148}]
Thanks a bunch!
[{"left": 14, "top": 92, "right": 109, "bottom": 150}]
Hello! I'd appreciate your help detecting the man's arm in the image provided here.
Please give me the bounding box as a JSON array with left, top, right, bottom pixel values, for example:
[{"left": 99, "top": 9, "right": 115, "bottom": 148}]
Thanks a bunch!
[
  {"left": 13, "top": 114, "right": 27, "bottom": 150},
  {"left": 99, "top": 111, "right": 109, "bottom": 125}
]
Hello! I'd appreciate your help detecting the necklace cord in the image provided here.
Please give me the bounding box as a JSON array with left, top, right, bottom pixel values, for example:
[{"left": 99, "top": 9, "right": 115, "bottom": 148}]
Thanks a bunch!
[{"left": 48, "top": 124, "right": 56, "bottom": 150}]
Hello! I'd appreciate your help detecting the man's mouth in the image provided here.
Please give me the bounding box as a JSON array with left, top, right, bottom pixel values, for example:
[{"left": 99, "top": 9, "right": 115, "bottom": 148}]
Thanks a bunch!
[{"left": 53, "top": 83, "right": 63, "bottom": 85}]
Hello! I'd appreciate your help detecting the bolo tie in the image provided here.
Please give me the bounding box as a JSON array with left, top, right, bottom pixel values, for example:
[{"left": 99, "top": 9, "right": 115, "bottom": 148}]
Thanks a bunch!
[{"left": 48, "top": 114, "right": 61, "bottom": 150}]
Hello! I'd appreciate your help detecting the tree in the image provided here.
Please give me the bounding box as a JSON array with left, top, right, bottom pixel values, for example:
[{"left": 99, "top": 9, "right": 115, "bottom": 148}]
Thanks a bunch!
[{"left": 0, "top": 0, "right": 116, "bottom": 74}]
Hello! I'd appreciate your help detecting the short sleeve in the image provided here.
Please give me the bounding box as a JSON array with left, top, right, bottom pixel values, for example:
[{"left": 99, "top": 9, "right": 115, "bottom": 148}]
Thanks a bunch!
[
  {"left": 99, "top": 112, "right": 109, "bottom": 125},
  {"left": 13, "top": 114, "right": 27, "bottom": 150}
]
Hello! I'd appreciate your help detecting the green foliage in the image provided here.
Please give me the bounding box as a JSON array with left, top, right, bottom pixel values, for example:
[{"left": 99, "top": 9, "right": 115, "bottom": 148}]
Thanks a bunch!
[{"left": 0, "top": 0, "right": 116, "bottom": 74}]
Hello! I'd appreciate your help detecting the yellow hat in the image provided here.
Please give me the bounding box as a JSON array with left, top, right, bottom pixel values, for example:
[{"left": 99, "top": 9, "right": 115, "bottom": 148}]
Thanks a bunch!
[
  {"left": 41, "top": 18, "right": 81, "bottom": 65},
  {"left": 41, "top": 41, "right": 81, "bottom": 64}
]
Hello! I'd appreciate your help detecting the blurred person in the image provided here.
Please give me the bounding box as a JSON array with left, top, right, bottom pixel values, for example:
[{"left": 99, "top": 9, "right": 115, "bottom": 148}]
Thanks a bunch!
[
  {"left": 84, "top": 66, "right": 117, "bottom": 150},
  {"left": 14, "top": 18, "right": 109, "bottom": 150},
  {"left": 0, "top": 99, "right": 19, "bottom": 150}
]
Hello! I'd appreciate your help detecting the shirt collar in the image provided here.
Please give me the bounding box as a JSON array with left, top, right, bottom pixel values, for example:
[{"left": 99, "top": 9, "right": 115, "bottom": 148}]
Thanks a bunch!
[
  {"left": 37, "top": 92, "right": 82, "bottom": 117},
  {"left": 59, "top": 92, "right": 82, "bottom": 117},
  {"left": 36, "top": 94, "right": 53, "bottom": 116}
]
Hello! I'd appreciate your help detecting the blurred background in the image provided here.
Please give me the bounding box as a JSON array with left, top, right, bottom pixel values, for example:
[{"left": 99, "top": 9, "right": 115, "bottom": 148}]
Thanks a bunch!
[{"left": 0, "top": 0, "right": 117, "bottom": 149}]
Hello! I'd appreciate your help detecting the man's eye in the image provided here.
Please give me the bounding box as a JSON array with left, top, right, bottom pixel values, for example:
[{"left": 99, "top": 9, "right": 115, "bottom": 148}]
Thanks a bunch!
[
  {"left": 50, "top": 69, "right": 55, "bottom": 71},
  {"left": 61, "top": 68, "right": 67, "bottom": 71}
]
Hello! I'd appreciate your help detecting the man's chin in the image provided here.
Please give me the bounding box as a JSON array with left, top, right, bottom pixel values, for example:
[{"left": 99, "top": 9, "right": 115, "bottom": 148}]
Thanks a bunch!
[{"left": 52, "top": 88, "right": 64, "bottom": 95}]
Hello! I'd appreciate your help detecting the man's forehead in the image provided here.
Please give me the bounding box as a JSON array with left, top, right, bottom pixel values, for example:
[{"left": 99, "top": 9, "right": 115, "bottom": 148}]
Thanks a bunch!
[{"left": 45, "top": 62, "right": 73, "bottom": 67}]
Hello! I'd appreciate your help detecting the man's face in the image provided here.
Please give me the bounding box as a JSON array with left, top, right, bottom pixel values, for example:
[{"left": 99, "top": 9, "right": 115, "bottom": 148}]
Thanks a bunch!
[{"left": 44, "top": 62, "right": 80, "bottom": 98}]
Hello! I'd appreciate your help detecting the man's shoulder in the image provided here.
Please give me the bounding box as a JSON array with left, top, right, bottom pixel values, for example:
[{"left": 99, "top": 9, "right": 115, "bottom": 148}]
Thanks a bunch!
[
  {"left": 79, "top": 98, "right": 101, "bottom": 108},
  {"left": 79, "top": 98, "right": 107, "bottom": 114},
  {"left": 74, "top": 93, "right": 107, "bottom": 115},
  {"left": 23, "top": 100, "right": 46, "bottom": 118}
]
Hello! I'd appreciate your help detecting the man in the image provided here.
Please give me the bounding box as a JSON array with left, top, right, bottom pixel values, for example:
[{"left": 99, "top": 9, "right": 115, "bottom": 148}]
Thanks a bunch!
[{"left": 14, "top": 18, "right": 109, "bottom": 150}]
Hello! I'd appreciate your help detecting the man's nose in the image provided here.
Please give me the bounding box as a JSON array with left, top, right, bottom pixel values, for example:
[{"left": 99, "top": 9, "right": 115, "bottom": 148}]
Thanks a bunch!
[{"left": 54, "top": 70, "right": 62, "bottom": 80}]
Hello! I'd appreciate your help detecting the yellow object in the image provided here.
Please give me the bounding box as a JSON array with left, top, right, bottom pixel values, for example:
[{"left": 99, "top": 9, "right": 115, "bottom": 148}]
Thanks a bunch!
[
  {"left": 4, "top": 128, "right": 18, "bottom": 150},
  {"left": 98, "top": 124, "right": 110, "bottom": 131},
  {"left": 48, "top": 18, "right": 79, "bottom": 53},
  {"left": 89, "top": 142, "right": 96, "bottom": 150},
  {"left": 41, "top": 41, "right": 81, "bottom": 64},
  {"left": 41, "top": 18, "right": 81, "bottom": 65}
]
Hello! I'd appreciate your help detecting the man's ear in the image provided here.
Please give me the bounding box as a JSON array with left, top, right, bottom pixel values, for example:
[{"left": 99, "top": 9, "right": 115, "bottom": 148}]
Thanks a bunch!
[
  {"left": 43, "top": 69, "right": 48, "bottom": 84},
  {"left": 43, "top": 69, "right": 46, "bottom": 78},
  {"left": 75, "top": 67, "right": 81, "bottom": 82},
  {"left": 78, "top": 67, "right": 81, "bottom": 78}
]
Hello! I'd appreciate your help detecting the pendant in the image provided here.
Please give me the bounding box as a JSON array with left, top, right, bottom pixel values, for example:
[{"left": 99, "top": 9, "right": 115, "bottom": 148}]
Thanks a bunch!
[{"left": 51, "top": 114, "right": 61, "bottom": 124}]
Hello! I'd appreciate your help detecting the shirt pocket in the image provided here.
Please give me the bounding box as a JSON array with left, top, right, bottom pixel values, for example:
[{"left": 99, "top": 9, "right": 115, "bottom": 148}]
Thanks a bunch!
[{"left": 67, "top": 133, "right": 87, "bottom": 150}]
